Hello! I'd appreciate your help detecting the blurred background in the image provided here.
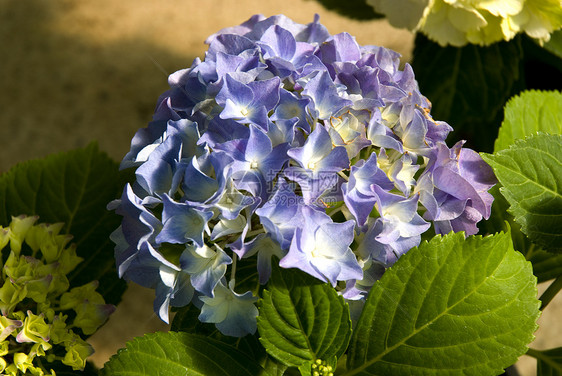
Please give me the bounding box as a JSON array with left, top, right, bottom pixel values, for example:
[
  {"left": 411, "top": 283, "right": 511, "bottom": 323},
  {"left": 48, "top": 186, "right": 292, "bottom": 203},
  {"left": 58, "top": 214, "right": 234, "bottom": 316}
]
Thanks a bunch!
[{"left": 0, "top": 0, "right": 558, "bottom": 374}]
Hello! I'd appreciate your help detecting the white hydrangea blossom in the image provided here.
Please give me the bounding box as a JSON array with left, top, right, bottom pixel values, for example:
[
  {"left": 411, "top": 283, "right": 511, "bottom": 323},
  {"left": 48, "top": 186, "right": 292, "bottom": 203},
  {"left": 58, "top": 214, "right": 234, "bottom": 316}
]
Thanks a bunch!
[{"left": 367, "top": 0, "right": 562, "bottom": 46}]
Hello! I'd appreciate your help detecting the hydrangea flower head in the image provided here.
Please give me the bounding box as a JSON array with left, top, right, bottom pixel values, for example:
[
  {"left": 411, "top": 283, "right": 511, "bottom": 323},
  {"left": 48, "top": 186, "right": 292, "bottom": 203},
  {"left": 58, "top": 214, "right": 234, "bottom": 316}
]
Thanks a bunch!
[
  {"left": 0, "top": 216, "right": 114, "bottom": 375},
  {"left": 112, "top": 14, "right": 496, "bottom": 337},
  {"left": 368, "top": 0, "right": 562, "bottom": 46}
]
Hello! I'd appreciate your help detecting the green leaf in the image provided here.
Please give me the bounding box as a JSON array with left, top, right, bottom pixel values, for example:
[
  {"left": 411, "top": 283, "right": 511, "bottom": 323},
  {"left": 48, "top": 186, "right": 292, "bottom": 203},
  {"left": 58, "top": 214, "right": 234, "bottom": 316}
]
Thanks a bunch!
[
  {"left": 478, "top": 186, "right": 562, "bottom": 282},
  {"left": 494, "top": 90, "right": 562, "bottom": 152},
  {"left": 100, "top": 331, "right": 267, "bottom": 376},
  {"left": 263, "top": 356, "right": 290, "bottom": 376},
  {"left": 477, "top": 185, "right": 527, "bottom": 251},
  {"left": 346, "top": 231, "right": 540, "bottom": 376},
  {"left": 412, "top": 34, "right": 522, "bottom": 152},
  {"left": 482, "top": 134, "right": 562, "bottom": 252},
  {"left": 544, "top": 30, "right": 562, "bottom": 60},
  {"left": 0, "top": 143, "right": 127, "bottom": 305},
  {"left": 312, "top": 0, "right": 383, "bottom": 20},
  {"left": 257, "top": 264, "right": 351, "bottom": 367},
  {"left": 528, "top": 248, "right": 562, "bottom": 283},
  {"left": 528, "top": 347, "right": 562, "bottom": 376}
]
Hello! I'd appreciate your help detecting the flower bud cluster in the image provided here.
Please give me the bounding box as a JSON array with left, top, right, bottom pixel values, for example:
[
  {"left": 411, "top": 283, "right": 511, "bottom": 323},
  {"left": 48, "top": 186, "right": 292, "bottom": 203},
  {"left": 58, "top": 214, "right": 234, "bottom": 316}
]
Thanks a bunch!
[
  {"left": 0, "top": 215, "right": 115, "bottom": 375},
  {"left": 111, "top": 14, "right": 496, "bottom": 337},
  {"left": 311, "top": 359, "right": 334, "bottom": 376},
  {"left": 367, "top": 0, "right": 562, "bottom": 46}
]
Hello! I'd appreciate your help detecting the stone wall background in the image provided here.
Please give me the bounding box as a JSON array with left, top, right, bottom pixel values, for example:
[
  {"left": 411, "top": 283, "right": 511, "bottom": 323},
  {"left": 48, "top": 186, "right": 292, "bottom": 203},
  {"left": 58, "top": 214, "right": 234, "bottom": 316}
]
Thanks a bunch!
[{"left": 1, "top": 1, "right": 558, "bottom": 374}]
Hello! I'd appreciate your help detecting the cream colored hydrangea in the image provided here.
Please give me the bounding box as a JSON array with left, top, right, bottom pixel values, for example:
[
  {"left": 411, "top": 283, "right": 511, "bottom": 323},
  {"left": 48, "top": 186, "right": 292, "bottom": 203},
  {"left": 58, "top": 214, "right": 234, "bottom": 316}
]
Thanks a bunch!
[{"left": 367, "top": 0, "right": 562, "bottom": 46}]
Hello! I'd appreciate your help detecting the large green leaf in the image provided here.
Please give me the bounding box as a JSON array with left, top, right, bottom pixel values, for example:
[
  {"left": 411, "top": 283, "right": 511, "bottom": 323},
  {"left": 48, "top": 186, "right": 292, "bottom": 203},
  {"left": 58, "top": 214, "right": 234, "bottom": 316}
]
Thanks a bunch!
[
  {"left": 528, "top": 347, "right": 562, "bottom": 376},
  {"left": 0, "top": 143, "right": 127, "bottom": 305},
  {"left": 494, "top": 90, "right": 562, "bottom": 152},
  {"left": 100, "top": 331, "right": 267, "bottom": 376},
  {"left": 412, "top": 34, "right": 523, "bottom": 152},
  {"left": 527, "top": 248, "right": 562, "bottom": 283},
  {"left": 257, "top": 264, "right": 351, "bottom": 367},
  {"left": 346, "top": 231, "right": 540, "bottom": 376},
  {"left": 482, "top": 134, "right": 562, "bottom": 252},
  {"left": 478, "top": 186, "right": 562, "bottom": 282}
]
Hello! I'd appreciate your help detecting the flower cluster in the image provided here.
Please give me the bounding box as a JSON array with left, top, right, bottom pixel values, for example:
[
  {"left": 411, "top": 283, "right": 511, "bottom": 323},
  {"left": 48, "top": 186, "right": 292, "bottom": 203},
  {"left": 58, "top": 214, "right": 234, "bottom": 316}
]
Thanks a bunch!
[
  {"left": 111, "top": 14, "right": 496, "bottom": 337},
  {"left": 0, "top": 216, "right": 115, "bottom": 375},
  {"left": 367, "top": 0, "right": 562, "bottom": 46}
]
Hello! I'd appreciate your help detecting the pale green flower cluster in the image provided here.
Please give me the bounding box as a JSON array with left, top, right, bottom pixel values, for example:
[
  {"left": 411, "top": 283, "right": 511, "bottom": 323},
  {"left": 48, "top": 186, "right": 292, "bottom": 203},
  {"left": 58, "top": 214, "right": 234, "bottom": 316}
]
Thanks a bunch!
[
  {"left": 0, "top": 216, "right": 115, "bottom": 375},
  {"left": 368, "top": 0, "right": 562, "bottom": 46}
]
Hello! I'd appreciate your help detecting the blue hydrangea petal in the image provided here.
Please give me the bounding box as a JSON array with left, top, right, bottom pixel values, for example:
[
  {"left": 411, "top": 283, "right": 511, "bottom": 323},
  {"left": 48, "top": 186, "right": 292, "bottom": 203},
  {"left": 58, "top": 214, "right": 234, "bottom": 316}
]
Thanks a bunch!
[
  {"left": 154, "top": 267, "right": 194, "bottom": 323},
  {"left": 279, "top": 207, "right": 361, "bottom": 286},
  {"left": 258, "top": 25, "right": 297, "bottom": 61},
  {"left": 214, "top": 181, "right": 255, "bottom": 220},
  {"left": 301, "top": 71, "right": 353, "bottom": 120},
  {"left": 256, "top": 178, "right": 303, "bottom": 249},
  {"left": 248, "top": 77, "right": 281, "bottom": 112},
  {"left": 288, "top": 125, "right": 349, "bottom": 173},
  {"left": 199, "top": 281, "right": 258, "bottom": 337},
  {"left": 156, "top": 195, "right": 213, "bottom": 247},
  {"left": 183, "top": 157, "right": 219, "bottom": 203},
  {"left": 180, "top": 244, "right": 232, "bottom": 297},
  {"left": 206, "top": 34, "right": 257, "bottom": 61},
  {"left": 317, "top": 32, "right": 361, "bottom": 66},
  {"left": 271, "top": 89, "right": 311, "bottom": 132},
  {"left": 242, "top": 234, "right": 286, "bottom": 284}
]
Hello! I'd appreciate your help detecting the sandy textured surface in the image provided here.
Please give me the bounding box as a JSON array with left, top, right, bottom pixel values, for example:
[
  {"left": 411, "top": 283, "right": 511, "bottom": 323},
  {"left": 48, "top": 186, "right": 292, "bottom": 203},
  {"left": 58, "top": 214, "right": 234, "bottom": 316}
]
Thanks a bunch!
[{"left": 1, "top": 0, "right": 559, "bottom": 374}]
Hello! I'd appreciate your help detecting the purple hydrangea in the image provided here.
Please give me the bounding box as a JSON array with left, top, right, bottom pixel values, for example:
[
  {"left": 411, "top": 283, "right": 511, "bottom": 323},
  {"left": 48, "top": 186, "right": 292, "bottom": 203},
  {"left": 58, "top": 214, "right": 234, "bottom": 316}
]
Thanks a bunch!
[{"left": 110, "top": 14, "right": 496, "bottom": 337}]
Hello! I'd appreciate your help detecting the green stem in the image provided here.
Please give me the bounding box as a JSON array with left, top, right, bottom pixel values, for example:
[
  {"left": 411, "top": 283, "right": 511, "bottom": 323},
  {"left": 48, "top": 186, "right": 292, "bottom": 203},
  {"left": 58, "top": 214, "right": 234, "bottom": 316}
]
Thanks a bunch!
[
  {"left": 525, "top": 243, "right": 537, "bottom": 261},
  {"left": 525, "top": 348, "right": 562, "bottom": 371},
  {"left": 230, "top": 253, "right": 238, "bottom": 286},
  {"left": 539, "top": 275, "right": 562, "bottom": 310},
  {"left": 526, "top": 348, "right": 542, "bottom": 359}
]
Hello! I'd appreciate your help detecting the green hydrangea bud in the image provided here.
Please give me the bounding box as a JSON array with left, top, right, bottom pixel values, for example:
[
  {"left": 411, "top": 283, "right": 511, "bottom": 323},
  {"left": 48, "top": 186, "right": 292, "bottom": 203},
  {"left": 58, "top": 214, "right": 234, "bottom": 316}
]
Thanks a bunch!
[
  {"left": 0, "top": 356, "right": 6, "bottom": 374},
  {"left": 55, "top": 243, "right": 83, "bottom": 276},
  {"left": 62, "top": 335, "right": 93, "bottom": 371},
  {"left": 3, "top": 251, "right": 36, "bottom": 281},
  {"left": 25, "top": 276, "right": 53, "bottom": 304},
  {"left": 0, "top": 227, "right": 9, "bottom": 252},
  {"left": 49, "top": 313, "right": 73, "bottom": 345},
  {"left": 4, "top": 360, "right": 18, "bottom": 375},
  {"left": 36, "top": 263, "right": 69, "bottom": 297},
  {"left": 0, "top": 280, "right": 27, "bottom": 315},
  {"left": 60, "top": 281, "right": 115, "bottom": 335},
  {"left": 26, "top": 222, "right": 75, "bottom": 266},
  {"left": 0, "top": 341, "right": 9, "bottom": 372},
  {"left": 59, "top": 281, "right": 104, "bottom": 310},
  {"left": 0, "top": 215, "right": 113, "bottom": 374},
  {"left": 0, "top": 341, "right": 8, "bottom": 356},
  {"left": 0, "top": 315, "right": 22, "bottom": 341},
  {"left": 74, "top": 301, "right": 116, "bottom": 335},
  {"left": 12, "top": 352, "right": 33, "bottom": 374},
  {"left": 7, "top": 215, "right": 38, "bottom": 255},
  {"left": 10, "top": 351, "right": 52, "bottom": 375},
  {"left": 25, "top": 222, "right": 65, "bottom": 253},
  {"left": 15, "top": 311, "right": 51, "bottom": 348}
]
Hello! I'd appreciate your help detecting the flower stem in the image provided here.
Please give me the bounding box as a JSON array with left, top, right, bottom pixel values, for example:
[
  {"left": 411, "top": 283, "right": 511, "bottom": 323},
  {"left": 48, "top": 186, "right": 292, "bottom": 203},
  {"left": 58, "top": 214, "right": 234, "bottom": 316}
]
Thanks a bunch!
[
  {"left": 539, "top": 275, "right": 562, "bottom": 310},
  {"left": 230, "top": 253, "right": 238, "bottom": 286},
  {"left": 245, "top": 229, "right": 265, "bottom": 238}
]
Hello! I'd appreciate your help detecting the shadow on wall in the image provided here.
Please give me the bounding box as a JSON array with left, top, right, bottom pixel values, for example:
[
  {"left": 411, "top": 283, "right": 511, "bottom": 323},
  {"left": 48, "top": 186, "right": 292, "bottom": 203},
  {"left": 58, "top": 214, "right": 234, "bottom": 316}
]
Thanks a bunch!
[{"left": 0, "top": 0, "right": 194, "bottom": 172}]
